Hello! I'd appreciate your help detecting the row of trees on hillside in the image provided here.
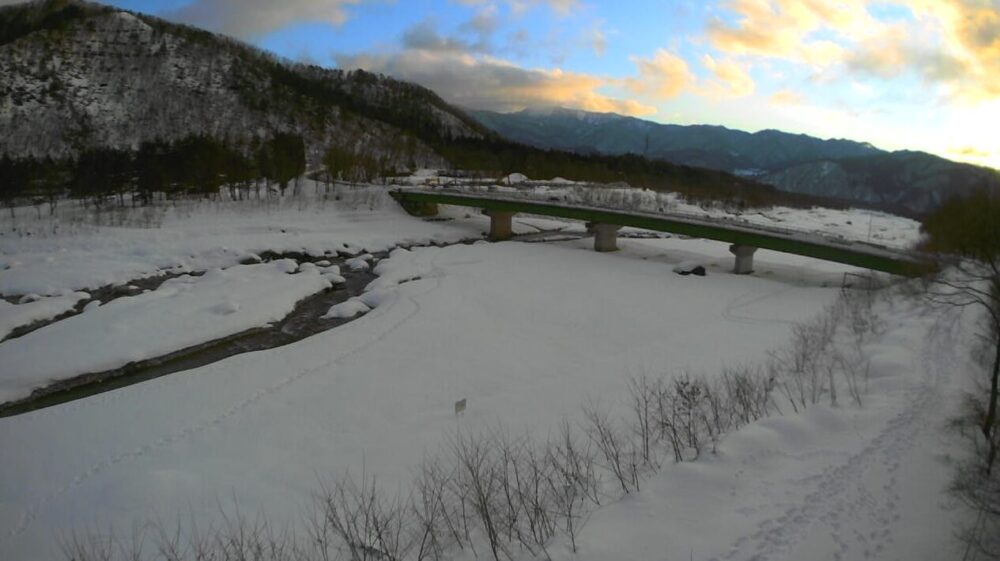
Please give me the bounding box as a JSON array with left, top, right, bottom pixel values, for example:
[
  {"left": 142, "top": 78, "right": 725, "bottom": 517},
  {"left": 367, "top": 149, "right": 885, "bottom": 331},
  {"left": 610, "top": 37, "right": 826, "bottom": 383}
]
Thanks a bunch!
[
  {"left": 430, "top": 137, "right": 850, "bottom": 211},
  {"left": 0, "top": 133, "right": 305, "bottom": 211}
]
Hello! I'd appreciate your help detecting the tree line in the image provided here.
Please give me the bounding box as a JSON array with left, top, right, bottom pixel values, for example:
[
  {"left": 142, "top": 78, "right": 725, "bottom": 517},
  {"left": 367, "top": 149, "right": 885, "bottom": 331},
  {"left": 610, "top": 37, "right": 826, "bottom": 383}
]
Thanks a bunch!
[{"left": 0, "top": 133, "right": 305, "bottom": 211}]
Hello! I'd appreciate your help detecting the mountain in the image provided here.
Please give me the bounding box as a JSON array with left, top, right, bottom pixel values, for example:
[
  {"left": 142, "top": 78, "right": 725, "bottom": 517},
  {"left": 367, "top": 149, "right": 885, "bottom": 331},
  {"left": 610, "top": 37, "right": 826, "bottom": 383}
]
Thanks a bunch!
[
  {"left": 0, "top": 0, "right": 900, "bottom": 214},
  {"left": 0, "top": 0, "right": 487, "bottom": 169},
  {"left": 472, "top": 107, "right": 1000, "bottom": 215}
]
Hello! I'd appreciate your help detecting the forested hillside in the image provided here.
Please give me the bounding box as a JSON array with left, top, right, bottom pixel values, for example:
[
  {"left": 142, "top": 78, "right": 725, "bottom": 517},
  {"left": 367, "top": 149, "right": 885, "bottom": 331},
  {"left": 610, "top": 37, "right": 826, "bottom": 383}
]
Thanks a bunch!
[
  {"left": 1, "top": 0, "right": 857, "bottom": 213},
  {"left": 474, "top": 107, "right": 1000, "bottom": 215}
]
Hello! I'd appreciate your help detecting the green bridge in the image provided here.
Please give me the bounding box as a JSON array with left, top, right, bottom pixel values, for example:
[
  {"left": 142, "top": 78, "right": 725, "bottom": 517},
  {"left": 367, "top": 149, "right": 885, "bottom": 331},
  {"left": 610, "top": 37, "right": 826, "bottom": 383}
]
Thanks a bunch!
[{"left": 391, "top": 189, "right": 929, "bottom": 277}]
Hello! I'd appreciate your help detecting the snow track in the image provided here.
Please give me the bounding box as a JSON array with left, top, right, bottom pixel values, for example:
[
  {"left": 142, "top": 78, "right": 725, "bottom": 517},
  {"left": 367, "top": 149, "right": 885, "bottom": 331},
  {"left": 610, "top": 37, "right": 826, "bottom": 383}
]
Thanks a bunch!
[
  {"left": 5, "top": 270, "right": 443, "bottom": 544},
  {"left": 721, "top": 286, "right": 798, "bottom": 327},
  {"left": 716, "top": 308, "right": 960, "bottom": 561}
]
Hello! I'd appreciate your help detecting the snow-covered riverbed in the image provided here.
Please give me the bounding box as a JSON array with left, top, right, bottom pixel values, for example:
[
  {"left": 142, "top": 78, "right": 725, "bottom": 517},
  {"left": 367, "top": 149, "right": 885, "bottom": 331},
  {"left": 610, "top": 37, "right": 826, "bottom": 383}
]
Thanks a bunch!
[{"left": 0, "top": 182, "right": 969, "bottom": 561}]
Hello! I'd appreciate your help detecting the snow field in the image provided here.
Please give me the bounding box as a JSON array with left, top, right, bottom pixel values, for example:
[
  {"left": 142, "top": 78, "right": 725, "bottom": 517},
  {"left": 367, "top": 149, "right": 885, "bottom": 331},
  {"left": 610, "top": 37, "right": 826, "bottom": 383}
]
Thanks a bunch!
[
  {"left": 0, "top": 182, "right": 480, "bottom": 296},
  {"left": 0, "top": 236, "right": 853, "bottom": 560},
  {"left": 0, "top": 292, "right": 89, "bottom": 341},
  {"left": 565, "top": 302, "right": 970, "bottom": 561},
  {"left": 0, "top": 181, "right": 963, "bottom": 561},
  {"left": 0, "top": 260, "right": 333, "bottom": 403}
]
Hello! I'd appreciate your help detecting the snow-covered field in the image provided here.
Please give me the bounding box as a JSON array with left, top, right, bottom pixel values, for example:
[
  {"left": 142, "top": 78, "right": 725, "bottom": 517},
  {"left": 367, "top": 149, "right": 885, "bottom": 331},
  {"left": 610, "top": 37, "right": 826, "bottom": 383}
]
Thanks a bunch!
[
  {"left": 0, "top": 180, "right": 973, "bottom": 561},
  {"left": 0, "top": 260, "right": 332, "bottom": 402}
]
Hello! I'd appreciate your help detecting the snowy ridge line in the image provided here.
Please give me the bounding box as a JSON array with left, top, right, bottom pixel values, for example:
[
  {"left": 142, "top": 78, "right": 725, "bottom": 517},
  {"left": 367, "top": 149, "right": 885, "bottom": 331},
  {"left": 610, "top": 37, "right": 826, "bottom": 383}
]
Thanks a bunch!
[{"left": 400, "top": 187, "right": 921, "bottom": 259}]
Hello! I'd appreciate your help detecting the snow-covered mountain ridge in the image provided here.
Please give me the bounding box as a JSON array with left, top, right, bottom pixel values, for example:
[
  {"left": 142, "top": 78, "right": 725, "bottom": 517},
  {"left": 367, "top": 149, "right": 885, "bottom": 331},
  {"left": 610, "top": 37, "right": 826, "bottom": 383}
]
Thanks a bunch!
[
  {"left": 0, "top": 0, "right": 485, "bottom": 166},
  {"left": 472, "top": 107, "right": 1000, "bottom": 215}
]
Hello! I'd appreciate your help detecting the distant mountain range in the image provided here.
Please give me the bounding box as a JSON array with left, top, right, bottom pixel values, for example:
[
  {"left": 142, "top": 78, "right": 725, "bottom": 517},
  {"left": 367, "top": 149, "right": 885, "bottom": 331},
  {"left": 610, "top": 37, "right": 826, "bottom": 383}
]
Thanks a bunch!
[
  {"left": 472, "top": 107, "right": 1000, "bottom": 215},
  {"left": 2, "top": 0, "right": 994, "bottom": 216},
  {"left": 0, "top": 0, "right": 824, "bottom": 211}
]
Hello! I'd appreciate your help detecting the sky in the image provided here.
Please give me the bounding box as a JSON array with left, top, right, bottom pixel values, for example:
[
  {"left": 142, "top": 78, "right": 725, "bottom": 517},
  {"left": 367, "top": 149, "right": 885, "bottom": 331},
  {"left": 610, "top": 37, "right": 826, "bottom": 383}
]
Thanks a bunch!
[{"left": 9, "top": 0, "right": 1000, "bottom": 168}]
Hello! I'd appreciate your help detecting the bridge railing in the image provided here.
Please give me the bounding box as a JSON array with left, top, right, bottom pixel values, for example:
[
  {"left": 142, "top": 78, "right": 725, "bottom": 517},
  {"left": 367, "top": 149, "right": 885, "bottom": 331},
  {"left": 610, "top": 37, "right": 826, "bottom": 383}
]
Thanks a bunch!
[{"left": 399, "top": 186, "right": 922, "bottom": 259}]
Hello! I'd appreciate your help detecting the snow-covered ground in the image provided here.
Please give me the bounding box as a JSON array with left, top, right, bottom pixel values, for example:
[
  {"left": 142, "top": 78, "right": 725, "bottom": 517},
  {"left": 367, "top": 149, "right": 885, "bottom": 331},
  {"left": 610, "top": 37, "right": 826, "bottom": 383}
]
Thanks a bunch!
[
  {"left": 0, "top": 260, "right": 331, "bottom": 403},
  {"left": 0, "top": 292, "right": 88, "bottom": 341},
  {"left": 0, "top": 181, "right": 971, "bottom": 561}
]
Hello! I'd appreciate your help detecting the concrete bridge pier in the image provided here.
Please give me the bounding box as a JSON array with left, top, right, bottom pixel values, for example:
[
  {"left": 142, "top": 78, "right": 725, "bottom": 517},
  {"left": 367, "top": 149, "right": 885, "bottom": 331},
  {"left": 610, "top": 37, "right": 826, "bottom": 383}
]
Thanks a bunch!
[
  {"left": 590, "top": 223, "right": 623, "bottom": 252},
  {"left": 485, "top": 210, "right": 516, "bottom": 241},
  {"left": 730, "top": 244, "right": 758, "bottom": 274}
]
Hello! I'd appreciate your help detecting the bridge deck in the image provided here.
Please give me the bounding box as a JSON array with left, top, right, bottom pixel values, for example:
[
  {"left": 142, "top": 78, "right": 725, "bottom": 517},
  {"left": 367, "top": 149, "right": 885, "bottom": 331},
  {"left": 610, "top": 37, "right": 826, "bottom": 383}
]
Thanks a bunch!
[{"left": 391, "top": 189, "right": 928, "bottom": 276}]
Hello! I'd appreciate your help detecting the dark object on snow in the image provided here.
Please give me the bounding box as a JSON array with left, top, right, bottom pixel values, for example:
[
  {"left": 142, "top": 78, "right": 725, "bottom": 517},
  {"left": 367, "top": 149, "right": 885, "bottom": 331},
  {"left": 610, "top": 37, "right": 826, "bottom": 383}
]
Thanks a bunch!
[{"left": 676, "top": 265, "right": 707, "bottom": 277}]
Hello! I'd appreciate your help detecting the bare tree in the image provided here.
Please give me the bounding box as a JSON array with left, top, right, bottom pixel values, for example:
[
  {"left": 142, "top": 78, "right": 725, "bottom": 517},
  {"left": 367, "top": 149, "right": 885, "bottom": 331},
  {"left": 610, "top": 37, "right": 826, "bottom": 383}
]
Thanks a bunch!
[{"left": 921, "top": 189, "right": 1000, "bottom": 474}]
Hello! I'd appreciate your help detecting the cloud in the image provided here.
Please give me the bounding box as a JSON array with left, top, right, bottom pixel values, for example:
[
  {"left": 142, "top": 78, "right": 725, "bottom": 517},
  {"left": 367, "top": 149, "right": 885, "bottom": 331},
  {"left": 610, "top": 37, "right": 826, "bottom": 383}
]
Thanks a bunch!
[
  {"left": 589, "top": 25, "right": 607, "bottom": 56},
  {"left": 707, "top": 0, "right": 876, "bottom": 65},
  {"left": 455, "top": 0, "right": 580, "bottom": 17},
  {"left": 462, "top": 4, "right": 501, "bottom": 36},
  {"left": 906, "top": 0, "right": 1000, "bottom": 100},
  {"left": 625, "top": 49, "right": 696, "bottom": 99},
  {"left": 167, "top": 0, "right": 366, "bottom": 39},
  {"left": 402, "top": 21, "right": 480, "bottom": 53},
  {"left": 701, "top": 54, "right": 755, "bottom": 97},
  {"left": 336, "top": 49, "right": 656, "bottom": 116},
  {"left": 708, "top": 0, "right": 1000, "bottom": 102},
  {"left": 769, "top": 89, "right": 806, "bottom": 105},
  {"left": 950, "top": 145, "right": 991, "bottom": 158}
]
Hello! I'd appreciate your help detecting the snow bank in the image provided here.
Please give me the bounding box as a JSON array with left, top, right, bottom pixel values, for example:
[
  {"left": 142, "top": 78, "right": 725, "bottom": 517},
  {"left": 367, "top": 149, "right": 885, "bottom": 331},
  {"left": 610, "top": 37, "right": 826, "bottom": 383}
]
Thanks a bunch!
[
  {"left": 502, "top": 172, "right": 528, "bottom": 184},
  {"left": 0, "top": 291, "right": 89, "bottom": 340},
  {"left": 324, "top": 298, "right": 371, "bottom": 319},
  {"left": 0, "top": 181, "right": 480, "bottom": 296},
  {"left": 0, "top": 260, "right": 330, "bottom": 403}
]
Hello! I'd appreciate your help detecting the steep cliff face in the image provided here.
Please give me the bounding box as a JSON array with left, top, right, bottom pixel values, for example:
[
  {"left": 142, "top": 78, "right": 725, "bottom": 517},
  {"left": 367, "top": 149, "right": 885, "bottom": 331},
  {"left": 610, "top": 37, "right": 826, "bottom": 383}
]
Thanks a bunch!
[{"left": 0, "top": 0, "right": 485, "bottom": 168}]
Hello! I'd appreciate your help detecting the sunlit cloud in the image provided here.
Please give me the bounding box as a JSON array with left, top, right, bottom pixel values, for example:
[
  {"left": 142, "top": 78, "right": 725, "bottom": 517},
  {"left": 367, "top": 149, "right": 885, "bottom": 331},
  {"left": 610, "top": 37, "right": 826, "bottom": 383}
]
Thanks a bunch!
[
  {"left": 336, "top": 49, "right": 656, "bottom": 116},
  {"left": 700, "top": 55, "right": 755, "bottom": 97},
  {"left": 708, "top": 0, "right": 1000, "bottom": 103},
  {"left": 950, "top": 145, "right": 991, "bottom": 158},
  {"left": 769, "top": 88, "right": 806, "bottom": 106},
  {"left": 707, "top": 0, "right": 877, "bottom": 65},
  {"left": 625, "top": 49, "right": 696, "bottom": 99},
  {"left": 902, "top": 0, "right": 1000, "bottom": 101}
]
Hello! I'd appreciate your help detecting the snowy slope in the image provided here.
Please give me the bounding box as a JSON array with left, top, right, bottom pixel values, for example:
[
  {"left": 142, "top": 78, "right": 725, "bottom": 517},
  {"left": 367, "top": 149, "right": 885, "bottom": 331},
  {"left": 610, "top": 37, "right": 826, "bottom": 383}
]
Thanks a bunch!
[{"left": 565, "top": 304, "right": 968, "bottom": 561}]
